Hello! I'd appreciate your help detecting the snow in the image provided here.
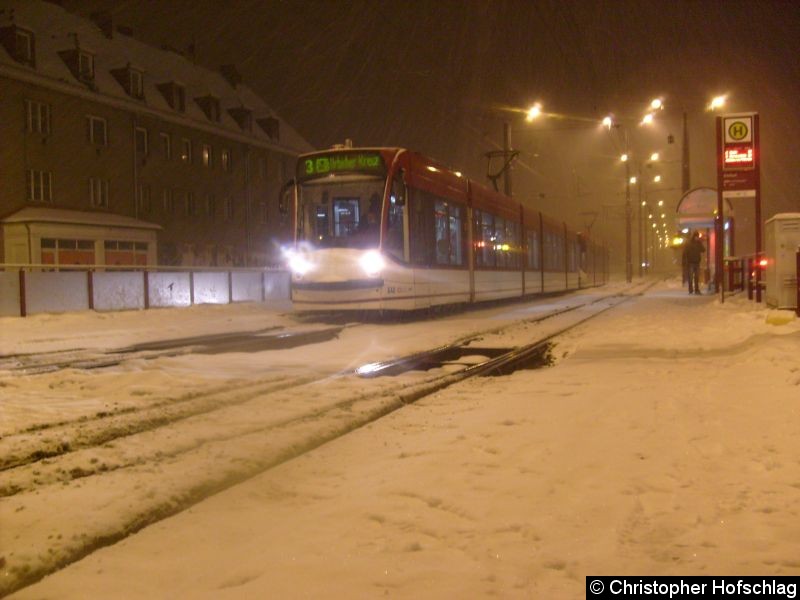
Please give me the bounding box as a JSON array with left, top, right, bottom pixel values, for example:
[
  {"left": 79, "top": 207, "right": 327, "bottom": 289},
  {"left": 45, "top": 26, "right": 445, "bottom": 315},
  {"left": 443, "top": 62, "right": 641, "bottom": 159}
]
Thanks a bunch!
[{"left": 2, "top": 280, "right": 800, "bottom": 598}]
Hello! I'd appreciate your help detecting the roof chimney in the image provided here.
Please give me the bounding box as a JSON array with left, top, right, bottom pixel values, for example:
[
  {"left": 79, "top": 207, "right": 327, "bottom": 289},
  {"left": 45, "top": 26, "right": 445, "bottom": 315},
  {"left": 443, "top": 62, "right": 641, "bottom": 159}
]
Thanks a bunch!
[
  {"left": 220, "top": 64, "right": 242, "bottom": 88},
  {"left": 90, "top": 11, "right": 113, "bottom": 38}
]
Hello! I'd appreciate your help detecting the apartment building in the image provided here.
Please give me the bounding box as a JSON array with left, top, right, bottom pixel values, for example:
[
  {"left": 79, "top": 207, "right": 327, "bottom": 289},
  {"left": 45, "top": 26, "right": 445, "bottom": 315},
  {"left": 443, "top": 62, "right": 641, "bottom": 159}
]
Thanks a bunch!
[{"left": 0, "top": 0, "right": 312, "bottom": 268}]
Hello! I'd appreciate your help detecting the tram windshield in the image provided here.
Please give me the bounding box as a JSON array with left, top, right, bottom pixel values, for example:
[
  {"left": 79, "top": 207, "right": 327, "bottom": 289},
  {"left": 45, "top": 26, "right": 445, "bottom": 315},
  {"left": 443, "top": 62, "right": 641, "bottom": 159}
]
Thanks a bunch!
[{"left": 297, "top": 175, "right": 385, "bottom": 249}]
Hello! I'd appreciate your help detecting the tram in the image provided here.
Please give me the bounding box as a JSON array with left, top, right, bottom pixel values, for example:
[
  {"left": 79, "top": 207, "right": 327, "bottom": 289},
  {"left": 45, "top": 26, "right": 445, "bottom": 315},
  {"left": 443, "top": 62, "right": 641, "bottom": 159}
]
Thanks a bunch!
[{"left": 281, "top": 146, "right": 607, "bottom": 311}]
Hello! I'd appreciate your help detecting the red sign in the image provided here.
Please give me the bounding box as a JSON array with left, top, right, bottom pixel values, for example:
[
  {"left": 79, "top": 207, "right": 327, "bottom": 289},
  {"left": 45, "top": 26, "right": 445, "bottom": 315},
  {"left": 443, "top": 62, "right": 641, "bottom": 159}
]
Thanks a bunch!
[
  {"left": 724, "top": 145, "right": 754, "bottom": 166},
  {"left": 718, "top": 113, "right": 759, "bottom": 198}
]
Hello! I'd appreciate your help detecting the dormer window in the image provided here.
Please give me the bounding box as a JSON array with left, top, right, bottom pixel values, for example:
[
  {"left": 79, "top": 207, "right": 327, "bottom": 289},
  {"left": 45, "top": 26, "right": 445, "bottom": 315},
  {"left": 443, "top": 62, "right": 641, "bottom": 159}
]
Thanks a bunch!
[
  {"left": 228, "top": 107, "right": 253, "bottom": 132},
  {"left": 0, "top": 26, "right": 35, "bottom": 67},
  {"left": 175, "top": 84, "right": 185, "bottom": 112},
  {"left": 129, "top": 68, "right": 143, "bottom": 99},
  {"left": 111, "top": 65, "right": 145, "bottom": 100},
  {"left": 78, "top": 51, "right": 94, "bottom": 82},
  {"left": 257, "top": 117, "right": 280, "bottom": 141},
  {"left": 15, "top": 29, "right": 34, "bottom": 66},
  {"left": 195, "top": 95, "right": 221, "bottom": 122},
  {"left": 158, "top": 82, "right": 186, "bottom": 112}
]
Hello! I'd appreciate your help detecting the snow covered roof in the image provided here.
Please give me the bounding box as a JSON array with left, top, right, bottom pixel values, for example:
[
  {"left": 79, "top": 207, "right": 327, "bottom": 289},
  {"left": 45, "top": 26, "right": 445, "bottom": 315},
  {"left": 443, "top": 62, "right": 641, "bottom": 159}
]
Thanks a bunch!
[
  {"left": 1, "top": 207, "right": 162, "bottom": 230},
  {"left": 0, "top": 0, "right": 313, "bottom": 155}
]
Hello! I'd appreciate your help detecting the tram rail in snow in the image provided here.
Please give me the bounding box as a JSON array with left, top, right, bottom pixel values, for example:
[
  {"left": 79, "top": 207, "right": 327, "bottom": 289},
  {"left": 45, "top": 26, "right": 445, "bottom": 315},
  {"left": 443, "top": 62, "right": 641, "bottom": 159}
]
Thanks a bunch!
[{"left": 0, "top": 282, "right": 654, "bottom": 597}]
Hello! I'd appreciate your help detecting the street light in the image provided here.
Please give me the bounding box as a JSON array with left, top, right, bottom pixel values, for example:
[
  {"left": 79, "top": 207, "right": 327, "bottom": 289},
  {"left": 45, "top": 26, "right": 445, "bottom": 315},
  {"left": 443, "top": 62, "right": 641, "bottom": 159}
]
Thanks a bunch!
[
  {"left": 650, "top": 152, "right": 660, "bottom": 162},
  {"left": 641, "top": 113, "right": 654, "bottom": 126},
  {"left": 525, "top": 103, "right": 542, "bottom": 122},
  {"left": 708, "top": 95, "right": 727, "bottom": 111}
]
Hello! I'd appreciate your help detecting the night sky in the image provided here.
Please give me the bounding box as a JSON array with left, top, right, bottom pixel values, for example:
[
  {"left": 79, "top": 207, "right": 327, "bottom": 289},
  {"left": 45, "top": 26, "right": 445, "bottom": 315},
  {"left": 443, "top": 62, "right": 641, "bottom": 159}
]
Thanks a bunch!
[{"left": 63, "top": 0, "right": 800, "bottom": 257}]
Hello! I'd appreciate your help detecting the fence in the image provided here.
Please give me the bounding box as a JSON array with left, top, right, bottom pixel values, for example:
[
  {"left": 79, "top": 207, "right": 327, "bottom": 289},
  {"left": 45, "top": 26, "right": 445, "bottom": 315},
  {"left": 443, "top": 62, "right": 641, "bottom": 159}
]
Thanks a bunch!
[
  {"left": 724, "top": 249, "right": 800, "bottom": 316},
  {"left": 0, "top": 264, "right": 290, "bottom": 317}
]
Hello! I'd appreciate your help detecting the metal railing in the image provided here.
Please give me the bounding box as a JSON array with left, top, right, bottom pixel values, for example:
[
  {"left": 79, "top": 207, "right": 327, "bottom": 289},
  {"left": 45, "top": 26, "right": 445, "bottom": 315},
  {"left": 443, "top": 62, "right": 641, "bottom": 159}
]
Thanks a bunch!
[{"left": 724, "top": 249, "right": 800, "bottom": 316}]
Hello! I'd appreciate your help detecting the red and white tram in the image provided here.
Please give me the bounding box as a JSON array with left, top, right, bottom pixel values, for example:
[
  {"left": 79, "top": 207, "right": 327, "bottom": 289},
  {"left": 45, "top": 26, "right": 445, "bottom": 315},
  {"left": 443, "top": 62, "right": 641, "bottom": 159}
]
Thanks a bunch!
[{"left": 282, "top": 147, "right": 607, "bottom": 311}]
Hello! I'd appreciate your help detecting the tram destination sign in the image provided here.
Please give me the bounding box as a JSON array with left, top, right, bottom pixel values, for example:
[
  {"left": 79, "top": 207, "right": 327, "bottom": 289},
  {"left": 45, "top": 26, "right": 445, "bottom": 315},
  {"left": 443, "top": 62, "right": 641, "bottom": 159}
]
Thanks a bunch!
[{"left": 299, "top": 151, "right": 386, "bottom": 180}]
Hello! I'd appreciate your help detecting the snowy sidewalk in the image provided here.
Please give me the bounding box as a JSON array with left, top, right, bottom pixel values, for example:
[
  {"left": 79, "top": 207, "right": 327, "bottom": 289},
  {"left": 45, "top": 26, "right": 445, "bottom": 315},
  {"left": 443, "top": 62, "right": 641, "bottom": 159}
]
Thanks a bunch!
[{"left": 7, "top": 280, "right": 800, "bottom": 599}]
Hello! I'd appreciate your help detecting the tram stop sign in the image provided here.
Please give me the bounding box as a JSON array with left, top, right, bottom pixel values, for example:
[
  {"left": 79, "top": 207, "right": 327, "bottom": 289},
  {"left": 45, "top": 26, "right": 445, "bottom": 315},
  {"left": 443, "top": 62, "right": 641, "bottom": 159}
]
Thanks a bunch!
[{"left": 718, "top": 113, "right": 759, "bottom": 199}]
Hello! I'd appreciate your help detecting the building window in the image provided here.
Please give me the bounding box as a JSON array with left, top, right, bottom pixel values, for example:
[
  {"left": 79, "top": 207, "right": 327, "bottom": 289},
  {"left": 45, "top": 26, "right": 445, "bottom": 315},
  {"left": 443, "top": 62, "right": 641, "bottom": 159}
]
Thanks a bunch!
[
  {"left": 224, "top": 197, "right": 233, "bottom": 220},
  {"left": 135, "top": 127, "right": 148, "bottom": 155},
  {"left": 14, "top": 29, "right": 35, "bottom": 66},
  {"left": 175, "top": 84, "right": 186, "bottom": 112},
  {"left": 137, "top": 183, "right": 151, "bottom": 214},
  {"left": 185, "top": 191, "right": 196, "bottom": 217},
  {"left": 206, "top": 194, "right": 216, "bottom": 219},
  {"left": 159, "top": 132, "right": 171, "bottom": 159},
  {"left": 202, "top": 144, "right": 213, "bottom": 168},
  {"left": 221, "top": 149, "right": 231, "bottom": 172},
  {"left": 87, "top": 115, "right": 107, "bottom": 145},
  {"left": 89, "top": 178, "right": 109, "bottom": 208},
  {"left": 26, "top": 100, "right": 51, "bottom": 135},
  {"left": 259, "top": 202, "right": 268, "bottom": 224},
  {"left": 196, "top": 95, "right": 221, "bottom": 122},
  {"left": 181, "top": 138, "right": 192, "bottom": 163},
  {"left": 41, "top": 239, "right": 95, "bottom": 266},
  {"left": 27, "top": 170, "right": 53, "bottom": 202},
  {"left": 162, "top": 188, "right": 174, "bottom": 214},
  {"left": 129, "top": 68, "right": 143, "bottom": 99},
  {"left": 78, "top": 51, "right": 95, "bottom": 82}
]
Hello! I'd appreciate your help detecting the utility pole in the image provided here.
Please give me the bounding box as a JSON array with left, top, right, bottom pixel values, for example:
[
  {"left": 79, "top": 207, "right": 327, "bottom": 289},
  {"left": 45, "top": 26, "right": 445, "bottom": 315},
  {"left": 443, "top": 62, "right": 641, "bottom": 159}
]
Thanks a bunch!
[
  {"left": 625, "top": 159, "right": 632, "bottom": 283},
  {"left": 503, "top": 121, "right": 512, "bottom": 197},
  {"left": 637, "top": 164, "right": 643, "bottom": 277},
  {"left": 681, "top": 111, "right": 690, "bottom": 194}
]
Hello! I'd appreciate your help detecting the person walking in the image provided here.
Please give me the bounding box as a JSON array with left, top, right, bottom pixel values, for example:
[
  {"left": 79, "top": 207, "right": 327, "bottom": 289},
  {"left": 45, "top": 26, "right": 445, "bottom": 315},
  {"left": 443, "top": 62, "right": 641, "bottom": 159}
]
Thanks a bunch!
[{"left": 683, "top": 231, "right": 705, "bottom": 295}]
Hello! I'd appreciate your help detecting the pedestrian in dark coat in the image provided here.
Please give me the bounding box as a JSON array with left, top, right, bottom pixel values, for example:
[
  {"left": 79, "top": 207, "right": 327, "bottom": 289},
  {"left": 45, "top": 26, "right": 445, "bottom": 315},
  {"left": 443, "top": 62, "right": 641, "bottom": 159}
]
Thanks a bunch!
[{"left": 683, "top": 232, "right": 705, "bottom": 294}]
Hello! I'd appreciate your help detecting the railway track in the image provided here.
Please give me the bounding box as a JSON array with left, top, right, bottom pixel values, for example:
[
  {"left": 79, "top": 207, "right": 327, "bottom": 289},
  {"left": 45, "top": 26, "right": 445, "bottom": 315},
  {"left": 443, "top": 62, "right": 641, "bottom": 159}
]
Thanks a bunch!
[
  {"left": 0, "top": 283, "right": 651, "bottom": 597},
  {"left": 0, "top": 326, "right": 345, "bottom": 375}
]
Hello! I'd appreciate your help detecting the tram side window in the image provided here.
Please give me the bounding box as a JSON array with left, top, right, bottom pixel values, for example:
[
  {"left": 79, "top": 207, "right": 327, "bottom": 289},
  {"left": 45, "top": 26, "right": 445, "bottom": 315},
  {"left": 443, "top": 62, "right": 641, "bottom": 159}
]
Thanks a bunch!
[
  {"left": 385, "top": 175, "right": 406, "bottom": 261},
  {"left": 504, "top": 220, "right": 520, "bottom": 269},
  {"left": 475, "top": 210, "right": 495, "bottom": 268},
  {"left": 433, "top": 200, "right": 465, "bottom": 266},
  {"left": 527, "top": 230, "right": 540, "bottom": 270},
  {"left": 409, "top": 188, "right": 435, "bottom": 265}
]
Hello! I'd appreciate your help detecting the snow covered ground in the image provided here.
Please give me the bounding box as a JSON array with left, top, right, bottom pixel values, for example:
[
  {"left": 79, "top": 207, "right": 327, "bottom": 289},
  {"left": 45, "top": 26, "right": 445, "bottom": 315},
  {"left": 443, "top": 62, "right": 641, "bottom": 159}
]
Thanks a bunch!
[{"left": 3, "top": 279, "right": 799, "bottom": 599}]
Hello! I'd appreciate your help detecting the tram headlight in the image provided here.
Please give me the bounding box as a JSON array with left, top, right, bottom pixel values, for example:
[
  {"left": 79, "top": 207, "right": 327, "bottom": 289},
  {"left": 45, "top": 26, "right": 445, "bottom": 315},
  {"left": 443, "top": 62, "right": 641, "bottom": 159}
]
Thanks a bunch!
[
  {"left": 359, "top": 250, "right": 385, "bottom": 277},
  {"left": 283, "top": 248, "right": 313, "bottom": 276}
]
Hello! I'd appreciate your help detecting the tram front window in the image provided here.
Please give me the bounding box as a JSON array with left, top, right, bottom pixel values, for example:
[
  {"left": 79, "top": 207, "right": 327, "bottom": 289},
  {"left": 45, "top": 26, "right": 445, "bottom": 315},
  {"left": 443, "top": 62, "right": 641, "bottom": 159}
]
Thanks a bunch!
[{"left": 298, "top": 177, "right": 384, "bottom": 249}]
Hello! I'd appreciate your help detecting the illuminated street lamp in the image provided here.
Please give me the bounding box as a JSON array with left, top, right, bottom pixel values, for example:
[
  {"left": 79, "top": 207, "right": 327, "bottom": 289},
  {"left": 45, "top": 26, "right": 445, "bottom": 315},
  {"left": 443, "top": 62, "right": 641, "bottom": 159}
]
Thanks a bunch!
[
  {"left": 650, "top": 98, "right": 663, "bottom": 110},
  {"left": 620, "top": 153, "right": 629, "bottom": 162},
  {"left": 708, "top": 95, "right": 727, "bottom": 111},
  {"left": 525, "top": 103, "right": 542, "bottom": 122},
  {"left": 657, "top": 199, "right": 664, "bottom": 206},
  {"left": 650, "top": 152, "right": 660, "bottom": 162},
  {"left": 641, "top": 113, "right": 654, "bottom": 125},
  {"left": 602, "top": 116, "right": 613, "bottom": 129},
  {"left": 629, "top": 176, "right": 637, "bottom": 184},
  {"left": 653, "top": 175, "right": 661, "bottom": 183}
]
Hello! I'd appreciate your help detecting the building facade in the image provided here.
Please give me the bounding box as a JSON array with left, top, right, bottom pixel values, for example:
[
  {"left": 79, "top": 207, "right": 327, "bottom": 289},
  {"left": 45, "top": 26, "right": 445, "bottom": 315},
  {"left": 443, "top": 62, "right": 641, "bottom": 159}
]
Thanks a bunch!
[{"left": 0, "top": 1, "right": 312, "bottom": 268}]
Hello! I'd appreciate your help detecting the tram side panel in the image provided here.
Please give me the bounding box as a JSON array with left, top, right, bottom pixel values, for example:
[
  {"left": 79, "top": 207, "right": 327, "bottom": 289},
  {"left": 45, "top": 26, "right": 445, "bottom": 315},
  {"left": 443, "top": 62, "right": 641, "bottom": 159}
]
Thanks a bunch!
[
  {"left": 404, "top": 163, "right": 471, "bottom": 308},
  {"left": 541, "top": 216, "right": 567, "bottom": 292},
  {"left": 469, "top": 182, "right": 525, "bottom": 301}
]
